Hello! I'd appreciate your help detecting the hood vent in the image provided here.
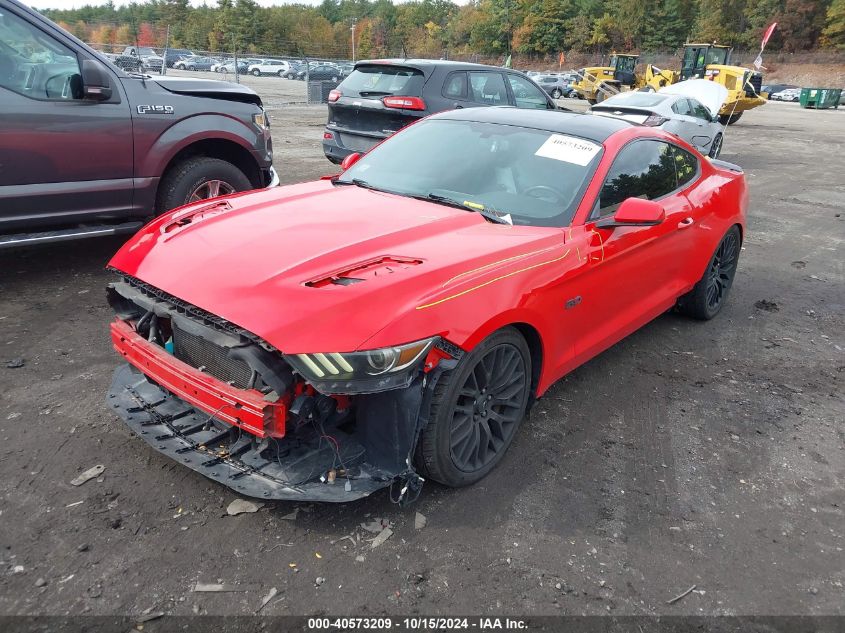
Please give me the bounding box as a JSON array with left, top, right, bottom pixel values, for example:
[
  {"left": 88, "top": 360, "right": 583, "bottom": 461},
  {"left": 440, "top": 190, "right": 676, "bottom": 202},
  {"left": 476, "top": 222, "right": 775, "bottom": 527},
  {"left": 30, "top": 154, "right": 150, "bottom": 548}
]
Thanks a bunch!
[
  {"left": 305, "top": 256, "right": 423, "bottom": 288},
  {"left": 162, "top": 201, "right": 232, "bottom": 234}
]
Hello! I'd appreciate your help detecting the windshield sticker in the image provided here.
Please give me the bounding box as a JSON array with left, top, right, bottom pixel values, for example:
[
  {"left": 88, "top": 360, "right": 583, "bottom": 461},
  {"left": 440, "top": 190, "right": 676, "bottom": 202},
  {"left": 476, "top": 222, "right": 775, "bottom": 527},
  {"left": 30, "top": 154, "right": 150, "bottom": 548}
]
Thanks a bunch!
[{"left": 535, "top": 135, "right": 602, "bottom": 166}]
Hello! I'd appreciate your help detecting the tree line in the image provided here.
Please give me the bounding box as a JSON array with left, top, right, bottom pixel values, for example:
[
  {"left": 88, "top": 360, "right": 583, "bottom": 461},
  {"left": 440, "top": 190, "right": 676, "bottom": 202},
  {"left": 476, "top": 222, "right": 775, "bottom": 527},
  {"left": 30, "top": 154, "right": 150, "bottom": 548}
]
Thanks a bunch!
[{"left": 38, "top": 0, "right": 845, "bottom": 61}]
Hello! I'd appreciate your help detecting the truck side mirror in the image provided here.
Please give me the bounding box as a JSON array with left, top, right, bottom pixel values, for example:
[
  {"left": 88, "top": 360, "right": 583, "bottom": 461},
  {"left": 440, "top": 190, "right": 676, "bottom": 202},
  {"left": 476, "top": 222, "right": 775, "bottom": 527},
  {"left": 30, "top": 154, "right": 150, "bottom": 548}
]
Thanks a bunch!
[{"left": 81, "top": 59, "right": 113, "bottom": 101}]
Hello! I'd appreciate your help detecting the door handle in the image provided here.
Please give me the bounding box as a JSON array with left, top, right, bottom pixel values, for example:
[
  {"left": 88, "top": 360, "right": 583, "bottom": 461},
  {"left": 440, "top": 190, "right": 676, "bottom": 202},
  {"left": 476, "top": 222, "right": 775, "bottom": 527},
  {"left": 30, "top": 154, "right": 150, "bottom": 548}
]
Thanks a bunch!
[{"left": 677, "top": 217, "right": 695, "bottom": 229}]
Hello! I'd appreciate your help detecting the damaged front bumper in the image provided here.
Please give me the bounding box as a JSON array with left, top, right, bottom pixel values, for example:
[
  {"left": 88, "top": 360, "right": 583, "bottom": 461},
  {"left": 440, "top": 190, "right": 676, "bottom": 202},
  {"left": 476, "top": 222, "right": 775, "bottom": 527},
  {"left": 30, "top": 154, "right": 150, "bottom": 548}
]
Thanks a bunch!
[
  {"left": 109, "top": 364, "right": 395, "bottom": 502},
  {"left": 107, "top": 360, "right": 441, "bottom": 503}
]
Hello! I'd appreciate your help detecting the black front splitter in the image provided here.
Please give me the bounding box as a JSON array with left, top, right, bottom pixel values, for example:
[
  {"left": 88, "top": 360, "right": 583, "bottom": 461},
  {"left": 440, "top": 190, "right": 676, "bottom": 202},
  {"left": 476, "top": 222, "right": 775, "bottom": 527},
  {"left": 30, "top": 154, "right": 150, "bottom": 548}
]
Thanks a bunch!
[{"left": 107, "top": 364, "right": 395, "bottom": 502}]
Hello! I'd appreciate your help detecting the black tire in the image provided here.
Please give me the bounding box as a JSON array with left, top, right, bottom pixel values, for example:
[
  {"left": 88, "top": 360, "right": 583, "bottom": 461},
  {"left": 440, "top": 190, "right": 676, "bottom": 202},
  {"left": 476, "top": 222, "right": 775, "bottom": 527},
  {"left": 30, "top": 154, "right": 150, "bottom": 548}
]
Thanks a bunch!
[
  {"left": 677, "top": 226, "right": 741, "bottom": 320},
  {"left": 187, "top": 65, "right": 196, "bottom": 72},
  {"left": 567, "top": 91, "right": 578, "bottom": 99},
  {"left": 251, "top": 69, "right": 260, "bottom": 76},
  {"left": 415, "top": 327, "right": 531, "bottom": 487},
  {"left": 156, "top": 157, "right": 252, "bottom": 214},
  {"left": 708, "top": 132, "right": 723, "bottom": 158},
  {"left": 551, "top": 88, "right": 562, "bottom": 99},
  {"left": 718, "top": 112, "right": 743, "bottom": 125}
]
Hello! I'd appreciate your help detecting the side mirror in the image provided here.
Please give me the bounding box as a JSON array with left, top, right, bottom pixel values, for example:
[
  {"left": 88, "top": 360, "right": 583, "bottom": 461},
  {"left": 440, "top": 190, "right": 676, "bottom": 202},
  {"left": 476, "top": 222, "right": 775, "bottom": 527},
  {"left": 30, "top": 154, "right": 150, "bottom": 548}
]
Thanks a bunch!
[
  {"left": 596, "top": 198, "right": 665, "bottom": 229},
  {"left": 81, "top": 59, "right": 112, "bottom": 101},
  {"left": 340, "top": 152, "right": 362, "bottom": 171}
]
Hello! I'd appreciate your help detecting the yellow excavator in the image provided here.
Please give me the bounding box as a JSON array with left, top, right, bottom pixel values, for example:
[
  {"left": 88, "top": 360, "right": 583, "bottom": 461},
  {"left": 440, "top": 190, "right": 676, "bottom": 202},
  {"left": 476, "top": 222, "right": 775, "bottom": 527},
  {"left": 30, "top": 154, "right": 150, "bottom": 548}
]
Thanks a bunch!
[{"left": 572, "top": 44, "right": 766, "bottom": 124}]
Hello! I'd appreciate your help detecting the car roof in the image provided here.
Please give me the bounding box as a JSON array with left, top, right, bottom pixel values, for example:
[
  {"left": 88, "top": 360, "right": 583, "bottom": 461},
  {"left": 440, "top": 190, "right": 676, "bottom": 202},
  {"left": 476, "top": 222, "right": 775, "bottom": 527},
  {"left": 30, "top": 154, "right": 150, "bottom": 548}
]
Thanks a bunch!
[
  {"left": 357, "top": 58, "right": 517, "bottom": 72},
  {"left": 428, "top": 107, "right": 632, "bottom": 143}
]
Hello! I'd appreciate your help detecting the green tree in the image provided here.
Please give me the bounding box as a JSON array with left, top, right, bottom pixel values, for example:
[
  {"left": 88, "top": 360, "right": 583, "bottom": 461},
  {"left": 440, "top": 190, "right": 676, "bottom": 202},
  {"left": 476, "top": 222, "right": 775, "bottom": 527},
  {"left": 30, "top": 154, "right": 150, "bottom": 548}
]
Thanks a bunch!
[{"left": 822, "top": 0, "right": 845, "bottom": 48}]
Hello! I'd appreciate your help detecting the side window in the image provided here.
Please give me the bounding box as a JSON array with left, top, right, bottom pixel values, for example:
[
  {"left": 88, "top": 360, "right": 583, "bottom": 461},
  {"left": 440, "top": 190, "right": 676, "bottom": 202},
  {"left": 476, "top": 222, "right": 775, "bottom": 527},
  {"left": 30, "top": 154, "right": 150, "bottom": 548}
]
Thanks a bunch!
[
  {"left": 688, "top": 99, "right": 712, "bottom": 121},
  {"left": 671, "top": 98, "right": 691, "bottom": 115},
  {"left": 596, "top": 141, "right": 678, "bottom": 216},
  {"left": 0, "top": 9, "right": 82, "bottom": 100},
  {"left": 672, "top": 145, "right": 699, "bottom": 188},
  {"left": 468, "top": 72, "right": 508, "bottom": 105},
  {"left": 442, "top": 72, "right": 467, "bottom": 99},
  {"left": 507, "top": 74, "right": 549, "bottom": 109}
]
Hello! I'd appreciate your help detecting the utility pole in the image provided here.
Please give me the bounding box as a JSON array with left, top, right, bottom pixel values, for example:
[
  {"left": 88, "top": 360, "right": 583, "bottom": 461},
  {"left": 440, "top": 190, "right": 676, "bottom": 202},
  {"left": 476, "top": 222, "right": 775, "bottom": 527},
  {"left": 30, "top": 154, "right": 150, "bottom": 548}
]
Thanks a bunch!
[
  {"left": 162, "top": 24, "right": 169, "bottom": 75},
  {"left": 351, "top": 21, "right": 356, "bottom": 63}
]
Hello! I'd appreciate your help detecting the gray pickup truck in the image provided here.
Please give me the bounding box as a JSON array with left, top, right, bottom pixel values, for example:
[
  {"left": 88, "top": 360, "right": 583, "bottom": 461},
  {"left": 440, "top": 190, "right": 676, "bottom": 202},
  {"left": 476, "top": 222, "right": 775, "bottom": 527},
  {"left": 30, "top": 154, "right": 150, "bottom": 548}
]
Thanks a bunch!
[{"left": 0, "top": 0, "right": 277, "bottom": 249}]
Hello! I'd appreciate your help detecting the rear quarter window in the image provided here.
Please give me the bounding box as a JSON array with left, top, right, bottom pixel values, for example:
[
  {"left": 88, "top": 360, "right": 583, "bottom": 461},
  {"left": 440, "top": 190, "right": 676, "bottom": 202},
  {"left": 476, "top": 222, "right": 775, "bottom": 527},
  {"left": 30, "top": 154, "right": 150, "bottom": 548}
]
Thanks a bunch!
[{"left": 341, "top": 65, "right": 425, "bottom": 97}]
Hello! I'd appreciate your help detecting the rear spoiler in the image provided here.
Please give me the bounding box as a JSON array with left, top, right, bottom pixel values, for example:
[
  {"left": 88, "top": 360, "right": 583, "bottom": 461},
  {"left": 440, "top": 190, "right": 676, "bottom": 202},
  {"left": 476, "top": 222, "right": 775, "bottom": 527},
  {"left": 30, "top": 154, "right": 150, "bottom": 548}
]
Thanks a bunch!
[{"left": 708, "top": 158, "right": 743, "bottom": 173}]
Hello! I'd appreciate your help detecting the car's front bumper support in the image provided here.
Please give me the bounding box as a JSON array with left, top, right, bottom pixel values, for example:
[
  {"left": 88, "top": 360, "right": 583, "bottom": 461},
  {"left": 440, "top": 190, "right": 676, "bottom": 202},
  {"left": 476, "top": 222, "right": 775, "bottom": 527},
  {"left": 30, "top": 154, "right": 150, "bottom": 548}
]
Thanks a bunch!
[{"left": 107, "top": 362, "right": 445, "bottom": 503}]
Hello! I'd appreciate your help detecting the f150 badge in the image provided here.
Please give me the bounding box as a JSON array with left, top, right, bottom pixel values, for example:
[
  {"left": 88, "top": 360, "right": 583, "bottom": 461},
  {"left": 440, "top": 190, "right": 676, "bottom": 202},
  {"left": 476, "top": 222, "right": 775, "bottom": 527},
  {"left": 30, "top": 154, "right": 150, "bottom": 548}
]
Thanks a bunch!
[{"left": 137, "top": 105, "right": 175, "bottom": 114}]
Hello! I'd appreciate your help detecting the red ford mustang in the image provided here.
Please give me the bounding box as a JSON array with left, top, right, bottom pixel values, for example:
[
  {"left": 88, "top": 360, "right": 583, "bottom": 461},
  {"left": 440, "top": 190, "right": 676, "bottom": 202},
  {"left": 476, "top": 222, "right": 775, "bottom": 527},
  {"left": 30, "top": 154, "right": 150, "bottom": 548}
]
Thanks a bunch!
[{"left": 106, "top": 107, "right": 746, "bottom": 502}]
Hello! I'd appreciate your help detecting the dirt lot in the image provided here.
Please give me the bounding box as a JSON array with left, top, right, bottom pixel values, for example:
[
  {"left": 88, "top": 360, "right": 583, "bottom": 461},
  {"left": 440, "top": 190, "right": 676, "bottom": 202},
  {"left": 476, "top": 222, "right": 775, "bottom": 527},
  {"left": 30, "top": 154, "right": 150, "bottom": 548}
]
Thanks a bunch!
[{"left": 0, "top": 74, "right": 843, "bottom": 619}]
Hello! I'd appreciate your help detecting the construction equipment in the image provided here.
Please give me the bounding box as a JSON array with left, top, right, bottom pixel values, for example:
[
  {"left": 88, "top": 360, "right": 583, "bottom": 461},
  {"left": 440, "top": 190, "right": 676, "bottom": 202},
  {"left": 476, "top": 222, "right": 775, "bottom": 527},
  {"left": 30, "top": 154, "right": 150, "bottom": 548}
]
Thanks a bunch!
[
  {"left": 571, "top": 54, "right": 677, "bottom": 105},
  {"left": 679, "top": 44, "right": 765, "bottom": 124},
  {"left": 572, "top": 44, "right": 766, "bottom": 124}
]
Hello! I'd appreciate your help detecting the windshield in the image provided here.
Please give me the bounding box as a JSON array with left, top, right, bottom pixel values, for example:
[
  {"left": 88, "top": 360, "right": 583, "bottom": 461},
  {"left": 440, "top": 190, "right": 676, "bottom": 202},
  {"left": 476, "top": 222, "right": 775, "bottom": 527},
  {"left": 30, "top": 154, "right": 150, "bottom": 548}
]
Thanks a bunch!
[
  {"left": 600, "top": 93, "right": 668, "bottom": 108},
  {"left": 341, "top": 64, "right": 424, "bottom": 97},
  {"left": 337, "top": 119, "right": 603, "bottom": 227}
]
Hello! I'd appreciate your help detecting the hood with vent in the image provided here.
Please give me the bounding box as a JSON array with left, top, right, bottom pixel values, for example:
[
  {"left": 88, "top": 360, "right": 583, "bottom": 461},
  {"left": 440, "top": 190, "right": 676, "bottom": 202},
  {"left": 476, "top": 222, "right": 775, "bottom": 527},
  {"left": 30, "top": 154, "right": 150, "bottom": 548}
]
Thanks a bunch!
[{"left": 108, "top": 180, "right": 554, "bottom": 353}]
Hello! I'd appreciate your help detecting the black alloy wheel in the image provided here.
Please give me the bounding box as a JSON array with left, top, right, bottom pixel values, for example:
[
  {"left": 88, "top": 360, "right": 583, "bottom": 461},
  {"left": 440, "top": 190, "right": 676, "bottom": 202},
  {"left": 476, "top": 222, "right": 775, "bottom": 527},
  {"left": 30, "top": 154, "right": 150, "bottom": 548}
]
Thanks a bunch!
[
  {"left": 415, "top": 327, "right": 531, "bottom": 487},
  {"left": 677, "top": 226, "right": 741, "bottom": 320},
  {"left": 705, "top": 228, "right": 739, "bottom": 312},
  {"left": 709, "top": 133, "right": 723, "bottom": 158}
]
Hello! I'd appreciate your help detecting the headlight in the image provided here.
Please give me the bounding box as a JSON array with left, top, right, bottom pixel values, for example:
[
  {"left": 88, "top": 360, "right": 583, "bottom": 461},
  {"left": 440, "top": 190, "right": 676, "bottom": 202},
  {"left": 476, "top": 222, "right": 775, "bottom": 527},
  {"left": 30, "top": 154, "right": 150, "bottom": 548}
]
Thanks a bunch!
[
  {"left": 285, "top": 337, "right": 436, "bottom": 394},
  {"left": 252, "top": 111, "right": 269, "bottom": 129}
]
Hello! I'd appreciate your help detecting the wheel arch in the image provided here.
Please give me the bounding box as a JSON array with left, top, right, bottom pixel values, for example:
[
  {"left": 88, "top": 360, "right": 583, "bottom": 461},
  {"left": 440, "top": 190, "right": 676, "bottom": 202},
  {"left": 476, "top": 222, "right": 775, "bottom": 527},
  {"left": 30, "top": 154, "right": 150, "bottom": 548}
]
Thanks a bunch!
[
  {"left": 459, "top": 314, "right": 546, "bottom": 406},
  {"left": 158, "top": 138, "right": 262, "bottom": 192}
]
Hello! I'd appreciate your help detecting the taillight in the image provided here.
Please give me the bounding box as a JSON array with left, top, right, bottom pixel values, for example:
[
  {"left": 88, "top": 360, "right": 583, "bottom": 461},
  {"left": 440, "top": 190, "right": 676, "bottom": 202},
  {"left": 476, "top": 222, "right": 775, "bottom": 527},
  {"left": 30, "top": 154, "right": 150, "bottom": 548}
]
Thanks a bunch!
[
  {"left": 382, "top": 96, "right": 426, "bottom": 110},
  {"left": 328, "top": 89, "right": 341, "bottom": 103},
  {"left": 323, "top": 131, "right": 334, "bottom": 140},
  {"left": 642, "top": 113, "right": 669, "bottom": 127}
]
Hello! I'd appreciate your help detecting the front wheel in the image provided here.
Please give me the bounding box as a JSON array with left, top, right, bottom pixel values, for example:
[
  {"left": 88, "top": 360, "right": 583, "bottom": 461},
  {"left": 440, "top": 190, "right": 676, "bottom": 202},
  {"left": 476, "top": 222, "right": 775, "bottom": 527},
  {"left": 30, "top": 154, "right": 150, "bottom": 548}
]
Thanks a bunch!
[
  {"left": 251, "top": 69, "right": 260, "bottom": 76},
  {"left": 415, "top": 327, "right": 531, "bottom": 487},
  {"left": 677, "top": 226, "right": 741, "bottom": 320},
  {"left": 551, "top": 88, "right": 562, "bottom": 99},
  {"left": 567, "top": 91, "right": 578, "bottom": 99},
  {"left": 156, "top": 157, "right": 252, "bottom": 215}
]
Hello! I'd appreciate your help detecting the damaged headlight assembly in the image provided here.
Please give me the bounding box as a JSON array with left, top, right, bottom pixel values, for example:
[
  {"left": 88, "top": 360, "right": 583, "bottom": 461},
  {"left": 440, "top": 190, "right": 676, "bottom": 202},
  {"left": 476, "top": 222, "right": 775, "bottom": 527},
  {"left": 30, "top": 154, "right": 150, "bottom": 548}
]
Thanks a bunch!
[{"left": 285, "top": 337, "right": 436, "bottom": 394}]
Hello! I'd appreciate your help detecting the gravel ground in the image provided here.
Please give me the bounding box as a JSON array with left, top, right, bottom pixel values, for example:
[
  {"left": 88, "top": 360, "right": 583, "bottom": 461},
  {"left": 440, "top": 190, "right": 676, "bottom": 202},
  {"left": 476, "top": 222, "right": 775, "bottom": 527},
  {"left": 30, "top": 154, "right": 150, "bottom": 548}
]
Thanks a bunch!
[{"left": 0, "top": 75, "right": 843, "bottom": 619}]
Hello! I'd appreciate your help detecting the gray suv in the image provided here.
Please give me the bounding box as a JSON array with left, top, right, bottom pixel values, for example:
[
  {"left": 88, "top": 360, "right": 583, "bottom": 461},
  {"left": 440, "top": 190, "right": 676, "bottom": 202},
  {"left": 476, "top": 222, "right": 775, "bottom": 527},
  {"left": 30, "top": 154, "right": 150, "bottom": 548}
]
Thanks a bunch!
[
  {"left": 0, "top": 0, "right": 277, "bottom": 248},
  {"left": 323, "top": 59, "right": 562, "bottom": 164}
]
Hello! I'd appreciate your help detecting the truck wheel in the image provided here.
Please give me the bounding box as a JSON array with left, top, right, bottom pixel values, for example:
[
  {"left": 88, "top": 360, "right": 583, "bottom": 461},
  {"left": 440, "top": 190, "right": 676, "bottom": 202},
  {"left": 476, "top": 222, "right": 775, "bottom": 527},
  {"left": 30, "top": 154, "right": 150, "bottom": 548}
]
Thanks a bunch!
[
  {"left": 719, "top": 112, "right": 743, "bottom": 125},
  {"left": 156, "top": 157, "right": 252, "bottom": 214},
  {"left": 414, "top": 327, "right": 531, "bottom": 488}
]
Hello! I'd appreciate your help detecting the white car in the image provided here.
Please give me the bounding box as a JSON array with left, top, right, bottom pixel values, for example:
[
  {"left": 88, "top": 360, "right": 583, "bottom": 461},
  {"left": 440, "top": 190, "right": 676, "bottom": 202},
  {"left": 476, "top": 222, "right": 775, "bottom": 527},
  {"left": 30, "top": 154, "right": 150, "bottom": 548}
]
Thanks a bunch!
[
  {"left": 589, "top": 80, "right": 728, "bottom": 158},
  {"left": 771, "top": 88, "right": 801, "bottom": 102},
  {"left": 248, "top": 59, "right": 291, "bottom": 76}
]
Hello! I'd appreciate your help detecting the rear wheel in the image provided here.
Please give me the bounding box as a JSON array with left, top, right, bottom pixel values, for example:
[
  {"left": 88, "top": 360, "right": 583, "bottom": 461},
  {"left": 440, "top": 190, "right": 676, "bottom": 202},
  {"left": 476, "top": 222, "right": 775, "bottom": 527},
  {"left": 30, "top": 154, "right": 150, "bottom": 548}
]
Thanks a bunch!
[
  {"left": 567, "top": 91, "right": 578, "bottom": 99},
  {"left": 277, "top": 69, "right": 285, "bottom": 77},
  {"left": 415, "top": 327, "right": 531, "bottom": 487},
  {"left": 551, "top": 88, "right": 562, "bottom": 98},
  {"left": 252, "top": 68, "right": 260, "bottom": 76},
  {"left": 708, "top": 132, "right": 723, "bottom": 158},
  {"left": 677, "top": 226, "right": 741, "bottom": 320},
  {"left": 156, "top": 157, "right": 252, "bottom": 214}
]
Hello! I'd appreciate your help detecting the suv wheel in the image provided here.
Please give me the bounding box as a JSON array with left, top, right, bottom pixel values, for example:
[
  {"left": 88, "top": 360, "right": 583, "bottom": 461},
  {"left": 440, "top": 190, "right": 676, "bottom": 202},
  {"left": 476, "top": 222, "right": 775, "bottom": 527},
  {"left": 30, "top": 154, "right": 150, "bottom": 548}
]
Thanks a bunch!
[
  {"left": 551, "top": 88, "right": 562, "bottom": 98},
  {"left": 156, "top": 157, "right": 252, "bottom": 214},
  {"left": 277, "top": 69, "right": 285, "bottom": 77},
  {"left": 252, "top": 68, "right": 260, "bottom": 76}
]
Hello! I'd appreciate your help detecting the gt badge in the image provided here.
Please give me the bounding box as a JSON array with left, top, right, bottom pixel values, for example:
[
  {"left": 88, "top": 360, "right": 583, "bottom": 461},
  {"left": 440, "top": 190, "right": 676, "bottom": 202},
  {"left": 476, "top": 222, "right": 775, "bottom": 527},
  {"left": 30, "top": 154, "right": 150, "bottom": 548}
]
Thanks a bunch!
[{"left": 137, "top": 105, "right": 175, "bottom": 115}]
